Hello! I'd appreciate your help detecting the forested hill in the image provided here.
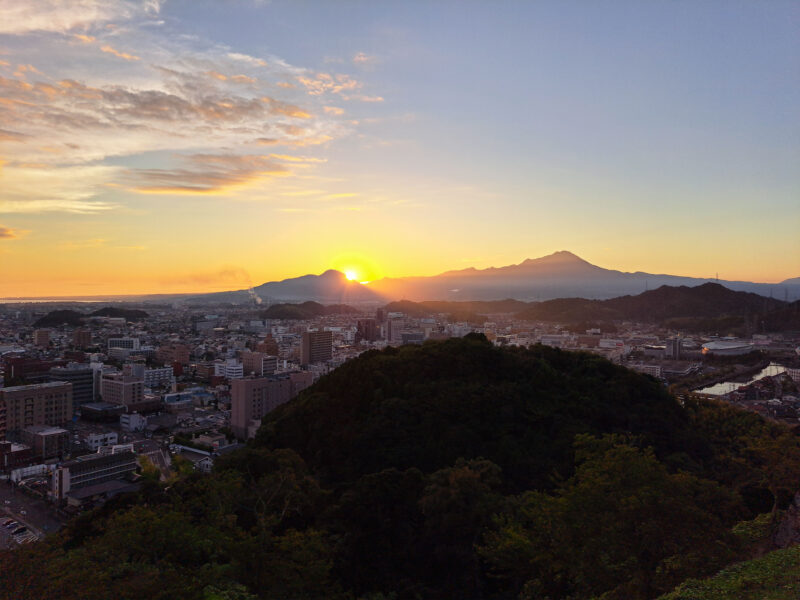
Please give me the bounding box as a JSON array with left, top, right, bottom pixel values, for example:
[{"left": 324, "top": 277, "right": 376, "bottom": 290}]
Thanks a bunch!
[
  {"left": 261, "top": 301, "right": 360, "bottom": 320},
  {"left": 33, "top": 306, "right": 149, "bottom": 327},
  {"left": 3, "top": 336, "right": 800, "bottom": 600},
  {"left": 514, "top": 282, "right": 785, "bottom": 325}
]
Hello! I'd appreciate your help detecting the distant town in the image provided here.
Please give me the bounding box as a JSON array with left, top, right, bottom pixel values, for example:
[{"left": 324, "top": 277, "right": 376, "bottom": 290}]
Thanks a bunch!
[{"left": 0, "top": 287, "right": 798, "bottom": 550}]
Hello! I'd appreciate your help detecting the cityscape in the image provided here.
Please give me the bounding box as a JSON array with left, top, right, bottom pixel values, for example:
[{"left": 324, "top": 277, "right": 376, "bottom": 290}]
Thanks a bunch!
[{"left": 1, "top": 1, "right": 799, "bottom": 599}]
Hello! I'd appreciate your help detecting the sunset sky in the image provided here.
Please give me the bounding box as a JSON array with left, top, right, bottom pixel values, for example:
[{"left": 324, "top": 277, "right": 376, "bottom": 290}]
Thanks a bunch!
[{"left": 1, "top": 0, "right": 798, "bottom": 297}]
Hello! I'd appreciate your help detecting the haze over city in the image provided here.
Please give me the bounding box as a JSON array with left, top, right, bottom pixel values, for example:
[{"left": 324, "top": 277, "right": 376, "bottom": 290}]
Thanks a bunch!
[{"left": 1, "top": 0, "right": 798, "bottom": 298}]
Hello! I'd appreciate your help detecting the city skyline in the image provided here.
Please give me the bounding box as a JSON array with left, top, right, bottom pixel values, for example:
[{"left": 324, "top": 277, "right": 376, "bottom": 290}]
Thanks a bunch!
[{"left": 1, "top": 0, "right": 798, "bottom": 296}]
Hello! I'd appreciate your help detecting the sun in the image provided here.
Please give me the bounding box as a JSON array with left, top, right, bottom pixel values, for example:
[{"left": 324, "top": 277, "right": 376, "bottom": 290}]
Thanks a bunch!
[{"left": 344, "top": 269, "right": 358, "bottom": 281}]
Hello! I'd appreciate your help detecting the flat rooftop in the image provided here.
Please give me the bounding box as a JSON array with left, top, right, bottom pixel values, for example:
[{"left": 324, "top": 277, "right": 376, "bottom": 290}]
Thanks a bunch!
[{"left": 0, "top": 381, "right": 72, "bottom": 392}]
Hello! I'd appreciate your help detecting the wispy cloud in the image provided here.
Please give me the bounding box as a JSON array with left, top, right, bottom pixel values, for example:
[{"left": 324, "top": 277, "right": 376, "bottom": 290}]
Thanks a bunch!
[
  {"left": 100, "top": 45, "right": 140, "bottom": 60},
  {"left": 0, "top": 0, "right": 163, "bottom": 35},
  {"left": 125, "top": 154, "right": 290, "bottom": 194},
  {"left": 0, "top": 0, "right": 379, "bottom": 213},
  {"left": 297, "top": 72, "right": 360, "bottom": 96},
  {"left": 353, "top": 52, "right": 378, "bottom": 66},
  {"left": 0, "top": 225, "right": 25, "bottom": 239}
]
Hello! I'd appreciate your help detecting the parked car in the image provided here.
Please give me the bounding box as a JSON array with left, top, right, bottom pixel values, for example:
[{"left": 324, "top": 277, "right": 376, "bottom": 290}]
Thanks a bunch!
[
  {"left": 1, "top": 518, "right": 14, "bottom": 526},
  {"left": 4, "top": 521, "right": 18, "bottom": 529},
  {"left": 11, "top": 526, "right": 27, "bottom": 536}
]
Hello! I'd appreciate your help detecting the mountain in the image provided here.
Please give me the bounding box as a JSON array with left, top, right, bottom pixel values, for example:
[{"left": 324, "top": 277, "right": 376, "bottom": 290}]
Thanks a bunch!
[
  {"left": 181, "top": 252, "right": 800, "bottom": 305},
  {"left": 88, "top": 307, "right": 149, "bottom": 321},
  {"left": 33, "top": 309, "right": 85, "bottom": 327},
  {"left": 32, "top": 306, "right": 149, "bottom": 327},
  {"left": 186, "top": 269, "right": 384, "bottom": 304},
  {"left": 514, "top": 282, "right": 787, "bottom": 331},
  {"left": 365, "top": 251, "right": 800, "bottom": 301},
  {"left": 261, "top": 301, "right": 362, "bottom": 320}
]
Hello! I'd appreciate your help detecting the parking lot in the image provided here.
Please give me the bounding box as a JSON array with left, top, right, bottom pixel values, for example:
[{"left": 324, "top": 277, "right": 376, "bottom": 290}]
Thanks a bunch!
[{"left": 0, "top": 480, "right": 65, "bottom": 550}]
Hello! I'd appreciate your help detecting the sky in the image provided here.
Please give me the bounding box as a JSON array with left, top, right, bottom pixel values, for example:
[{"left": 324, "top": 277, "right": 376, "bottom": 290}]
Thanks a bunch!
[{"left": 0, "top": 0, "right": 798, "bottom": 297}]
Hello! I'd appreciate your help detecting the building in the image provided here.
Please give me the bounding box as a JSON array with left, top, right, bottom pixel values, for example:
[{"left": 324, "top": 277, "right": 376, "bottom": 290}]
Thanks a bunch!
[
  {"left": 301, "top": 330, "right": 333, "bottom": 365},
  {"left": 242, "top": 351, "right": 278, "bottom": 376},
  {"left": 231, "top": 373, "right": 311, "bottom": 439},
  {"left": 0, "top": 382, "right": 73, "bottom": 440},
  {"left": 120, "top": 412, "right": 147, "bottom": 432},
  {"left": 701, "top": 341, "right": 754, "bottom": 356},
  {"left": 214, "top": 359, "right": 244, "bottom": 380},
  {"left": 107, "top": 337, "right": 140, "bottom": 351},
  {"left": 156, "top": 344, "right": 190, "bottom": 366},
  {"left": 356, "top": 319, "right": 379, "bottom": 343},
  {"left": 629, "top": 363, "right": 663, "bottom": 378},
  {"left": 21, "top": 425, "right": 70, "bottom": 460},
  {"left": 401, "top": 331, "right": 425, "bottom": 345},
  {"left": 3, "top": 356, "right": 66, "bottom": 386},
  {"left": 33, "top": 329, "right": 51, "bottom": 348},
  {"left": 52, "top": 447, "right": 137, "bottom": 501},
  {"left": 0, "top": 441, "right": 33, "bottom": 472},
  {"left": 49, "top": 363, "right": 94, "bottom": 408},
  {"left": 386, "top": 317, "right": 405, "bottom": 344},
  {"left": 80, "top": 431, "right": 119, "bottom": 451},
  {"left": 100, "top": 374, "right": 157, "bottom": 412},
  {"left": 665, "top": 337, "right": 682, "bottom": 360},
  {"left": 124, "top": 364, "right": 174, "bottom": 389},
  {"left": 72, "top": 329, "right": 92, "bottom": 349}
]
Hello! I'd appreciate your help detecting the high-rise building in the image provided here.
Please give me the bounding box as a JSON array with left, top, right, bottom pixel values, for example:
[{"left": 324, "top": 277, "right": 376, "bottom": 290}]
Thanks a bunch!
[
  {"left": 301, "top": 330, "right": 332, "bottom": 365},
  {"left": 49, "top": 363, "right": 94, "bottom": 408},
  {"left": 242, "top": 351, "right": 278, "bottom": 376},
  {"left": 231, "top": 373, "right": 313, "bottom": 439},
  {"left": 72, "top": 329, "right": 92, "bottom": 349},
  {"left": 100, "top": 373, "right": 156, "bottom": 412},
  {"left": 387, "top": 317, "right": 405, "bottom": 344},
  {"left": 0, "top": 382, "right": 73, "bottom": 440},
  {"left": 356, "top": 319, "right": 379, "bottom": 343},
  {"left": 33, "top": 329, "right": 51, "bottom": 348}
]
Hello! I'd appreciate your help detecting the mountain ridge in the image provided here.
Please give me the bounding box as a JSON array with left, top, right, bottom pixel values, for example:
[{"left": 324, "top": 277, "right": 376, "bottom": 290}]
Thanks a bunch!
[{"left": 185, "top": 251, "right": 800, "bottom": 304}]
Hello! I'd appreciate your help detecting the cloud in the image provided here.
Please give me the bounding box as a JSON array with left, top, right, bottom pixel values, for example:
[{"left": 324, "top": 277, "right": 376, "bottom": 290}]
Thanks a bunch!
[
  {"left": 297, "top": 72, "right": 360, "bottom": 96},
  {"left": 0, "top": 226, "right": 23, "bottom": 239},
  {"left": 100, "top": 45, "right": 140, "bottom": 61},
  {"left": 125, "top": 153, "right": 291, "bottom": 194},
  {"left": 353, "top": 52, "right": 378, "bottom": 66},
  {"left": 0, "top": 163, "right": 119, "bottom": 213},
  {"left": 347, "top": 94, "right": 384, "bottom": 103},
  {"left": 0, "top": 0, "right": 163, "bottom": 34},
  {"left": 0, "top": 7, "right": 367, "bottom": 212},
  {"left": 231, "top": 74, "right": 256, "bottom": 84},
  {"left": 227, "top": 52, "right": 267, "bottom": 67}
]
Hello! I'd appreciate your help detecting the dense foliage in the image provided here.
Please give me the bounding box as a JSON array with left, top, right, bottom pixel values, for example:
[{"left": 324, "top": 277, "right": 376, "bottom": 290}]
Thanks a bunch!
[
  {"left": 2, "top": 336, "right": 799, "bottom": 599},
  {"left": 33, "top": 306, "right": 149, "bottom": 327},
  {"left": 33, "top": 309, "right": 85, "bottom": 327},
  {"left": 514, "top": 283, "right": 787, "bottom": 330},
  {"left": 261, "top": 301, "right": 360, "bottom": 320}
]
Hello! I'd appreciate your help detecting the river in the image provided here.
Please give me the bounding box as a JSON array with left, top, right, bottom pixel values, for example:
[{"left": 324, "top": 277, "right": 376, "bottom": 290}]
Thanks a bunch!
[{"left": 696, "top": 363, "right": 787, "bottom": 396}]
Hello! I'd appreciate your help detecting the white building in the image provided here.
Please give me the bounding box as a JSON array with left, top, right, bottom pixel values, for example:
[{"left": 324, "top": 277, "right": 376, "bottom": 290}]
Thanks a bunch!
[
  {"left": 120, "top": 412, "right": 147, "bottom": 432},
  {"left": 82, "top": 431, "right": 119, "bottom": 451}
]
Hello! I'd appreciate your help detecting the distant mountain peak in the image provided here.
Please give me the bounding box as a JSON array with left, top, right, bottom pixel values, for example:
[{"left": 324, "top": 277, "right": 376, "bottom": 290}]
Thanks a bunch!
[{"left": 522, "top": 250, "right": 587, "bottom": 265}]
